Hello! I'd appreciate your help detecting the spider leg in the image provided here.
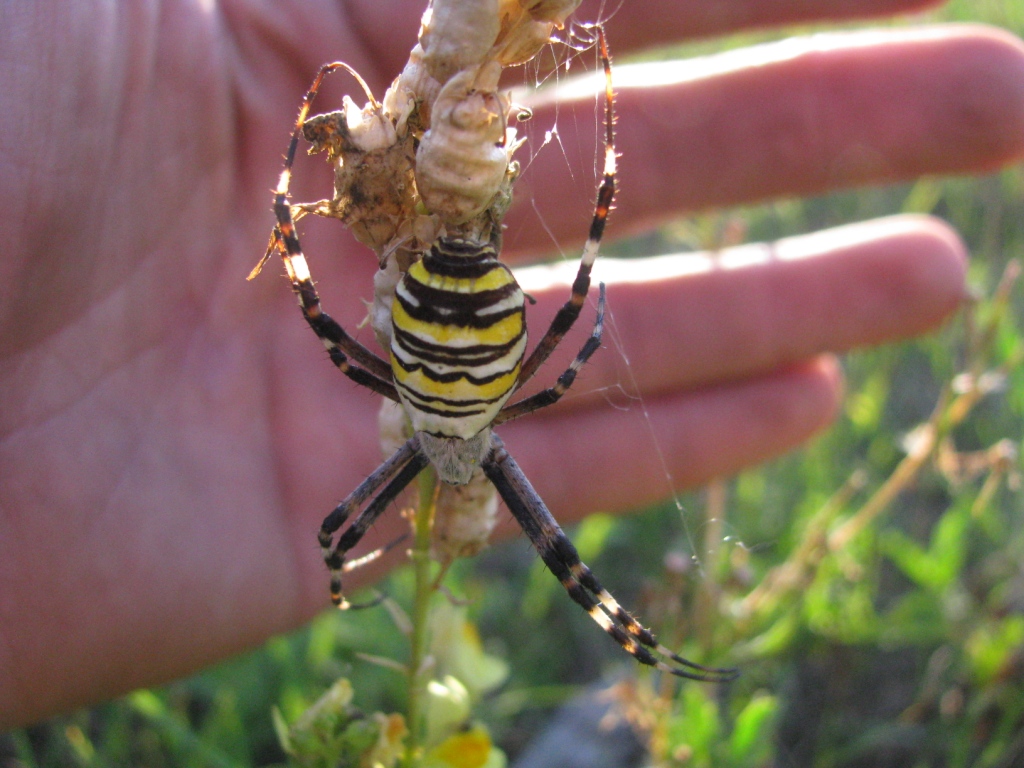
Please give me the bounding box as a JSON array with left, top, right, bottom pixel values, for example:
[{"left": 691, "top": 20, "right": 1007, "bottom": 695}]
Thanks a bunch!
[
  {"left": 496, "top": 283, "right": 605, "bottom": 425},
  {"left": 482, "top": 435, "right": 738, "bottom": 682},
  {"left": 342, "top": 531, "right": 410, "bottom": 573},
  {"left": 269, "top": 62, "right": 399, "bottom": 398},
  {"left": 320, "top": 437, "right": 430, "bottom": 608},
  {"left": 517, "top": 27, "right": 615, "bottom": 388},
  {"left": 248, "top": 206, "right": 319, "bottom": 281}
]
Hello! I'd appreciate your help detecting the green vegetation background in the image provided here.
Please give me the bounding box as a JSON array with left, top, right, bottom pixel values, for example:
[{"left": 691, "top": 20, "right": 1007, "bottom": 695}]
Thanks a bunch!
[{"left": 7, "top": 1, "right": 1024, "bottom": 765}]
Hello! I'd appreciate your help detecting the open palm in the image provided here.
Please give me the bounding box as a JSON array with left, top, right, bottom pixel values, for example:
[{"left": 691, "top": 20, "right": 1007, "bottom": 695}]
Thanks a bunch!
[{"left": 2, "top": 0, "right": 1023, "bottom": 726}]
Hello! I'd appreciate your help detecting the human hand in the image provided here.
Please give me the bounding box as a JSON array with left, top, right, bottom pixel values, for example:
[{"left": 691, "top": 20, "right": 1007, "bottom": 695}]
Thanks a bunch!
[{"left": 2, "top": 0, "right": 1022, "bottom": 727}]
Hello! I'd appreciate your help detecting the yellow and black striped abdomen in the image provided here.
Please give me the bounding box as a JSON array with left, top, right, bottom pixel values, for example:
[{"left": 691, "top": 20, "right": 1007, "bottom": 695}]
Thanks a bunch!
[{"left": 390, "top": 238, "right": 527, "bottom": 439}]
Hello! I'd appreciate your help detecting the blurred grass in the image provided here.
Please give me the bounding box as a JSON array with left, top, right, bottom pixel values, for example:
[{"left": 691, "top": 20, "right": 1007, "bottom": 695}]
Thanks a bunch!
[{"left": 6, "top": 1, "right": 1024, "bottom": 766}]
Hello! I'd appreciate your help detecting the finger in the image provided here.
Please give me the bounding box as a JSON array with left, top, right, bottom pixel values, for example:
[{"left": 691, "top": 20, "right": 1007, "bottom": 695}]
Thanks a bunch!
[
  {"left": 498, "top": 355, "right": 842, "bottom": 524},
  {"left": 512, "top": 214, "right": 965, "bottom": 405},
  {"left": 608, "top": 0, "right": 945, "bottom": 52},
  {"left": 506, "top": 25, "right": 1024, "bottom": 255},
  {"left": 342, "top": 0, "right": 945, "bottom": 77}
]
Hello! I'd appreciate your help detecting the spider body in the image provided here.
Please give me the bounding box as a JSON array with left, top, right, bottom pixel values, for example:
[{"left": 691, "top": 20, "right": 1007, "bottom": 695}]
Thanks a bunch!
[
  {"left": 390, "top": 238, "right": 527, "bottom": 453},
  {"left": 265, "top": 29, "right": 736, "bottom": 683}
]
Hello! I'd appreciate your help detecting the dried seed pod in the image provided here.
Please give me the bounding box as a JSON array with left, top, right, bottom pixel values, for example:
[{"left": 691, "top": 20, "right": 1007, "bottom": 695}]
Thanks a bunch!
[
  {"left": 379, "top": 397, "right": 500, "bottom": 565},
  {"left": 383, "top": 44, "right": 439, "bottom": 134},
  {"left": 493, "top": 20, "right": 556, "bottom": 67},
  {"left": 415, "top": 63, "right": 511, "bottom": 225},
  {"left": 433, "top": 470, "right": 500, "bottom": 563},
  {"left": 302, "top": 99, "right": 419, "bottom": 257},
  {"left": 492, "top": 0, "right": 582, "bottom": 66},
  {"left": 370, "top": 257, "right": 404, "bottom": 352},
  {"left": 378, "top": 399, "right": 411, "bottom": 458},
  {"left": 420, "top": 0, "right": 502, "bottom": 84},
  {"left": 519, "top": 0, "right": 580, "bottom": 24}
]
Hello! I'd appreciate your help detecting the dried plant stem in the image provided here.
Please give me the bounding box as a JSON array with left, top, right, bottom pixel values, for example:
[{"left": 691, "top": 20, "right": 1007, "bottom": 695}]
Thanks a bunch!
[
  {"left": 741, "top": 260, "right": 1022, "bottom": 623},
  {"left": 829, "top": 343, "right": 1018, "bottom": 551},
  {"left": 739, "top": 471, "right": 865, "bottom": 617},
  {"left": 827, "top": 403, "right": 947, "bottom": 553},
  {"left": 404, "top": 467, "right": 438, "bottom": 768}
]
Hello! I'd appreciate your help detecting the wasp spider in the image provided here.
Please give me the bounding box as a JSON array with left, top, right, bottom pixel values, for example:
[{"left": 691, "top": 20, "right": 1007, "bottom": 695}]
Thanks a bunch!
[{"left": 268, "top": 30, "right": 736, "bottom": 683}]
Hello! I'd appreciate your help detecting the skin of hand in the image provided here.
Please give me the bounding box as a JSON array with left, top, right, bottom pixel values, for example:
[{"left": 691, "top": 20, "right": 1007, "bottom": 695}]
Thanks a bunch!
[{"left": 2, "top": 0, "right": 1023, "bottom": 728}]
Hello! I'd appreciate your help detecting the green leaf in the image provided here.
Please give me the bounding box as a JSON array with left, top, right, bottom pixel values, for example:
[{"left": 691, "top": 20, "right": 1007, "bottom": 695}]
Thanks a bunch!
[{"left": 729, "top": 693, "right": 778, "bottom": 765}]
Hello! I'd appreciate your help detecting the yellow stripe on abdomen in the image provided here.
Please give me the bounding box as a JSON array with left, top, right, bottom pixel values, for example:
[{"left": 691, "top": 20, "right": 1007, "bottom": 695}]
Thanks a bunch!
[
  {"left": 390, "top": 240, "right": 528, "bottom": 438},
  {"left": 391, "top": 297, "right": 524, "bottom": 347}
]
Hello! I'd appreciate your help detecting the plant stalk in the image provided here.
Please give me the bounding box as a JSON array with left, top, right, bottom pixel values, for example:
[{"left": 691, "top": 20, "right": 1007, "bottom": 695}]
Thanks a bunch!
[{"left": 404, "top": 466, "right": 438, "bottom": 768}]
